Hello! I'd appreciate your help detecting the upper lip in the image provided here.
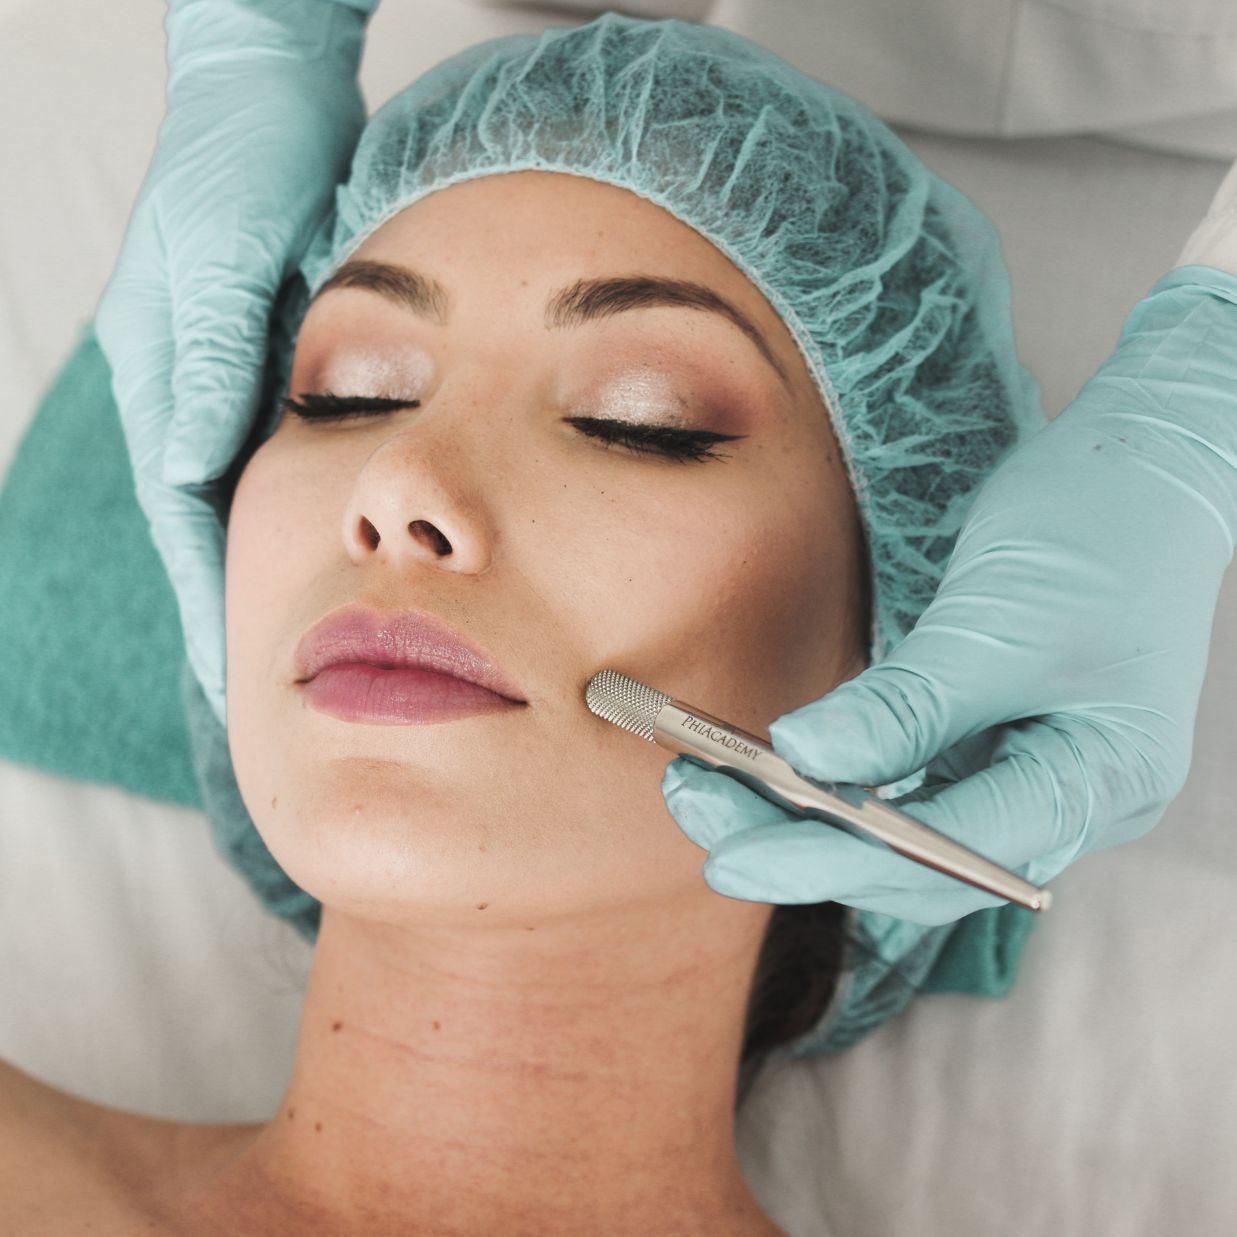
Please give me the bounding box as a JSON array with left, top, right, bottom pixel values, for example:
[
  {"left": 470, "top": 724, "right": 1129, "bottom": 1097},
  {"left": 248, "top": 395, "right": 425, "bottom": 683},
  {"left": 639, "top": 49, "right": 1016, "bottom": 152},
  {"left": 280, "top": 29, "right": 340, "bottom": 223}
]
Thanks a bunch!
[{"left": 293, "top": 604, "right": 527, "bottom": 703}]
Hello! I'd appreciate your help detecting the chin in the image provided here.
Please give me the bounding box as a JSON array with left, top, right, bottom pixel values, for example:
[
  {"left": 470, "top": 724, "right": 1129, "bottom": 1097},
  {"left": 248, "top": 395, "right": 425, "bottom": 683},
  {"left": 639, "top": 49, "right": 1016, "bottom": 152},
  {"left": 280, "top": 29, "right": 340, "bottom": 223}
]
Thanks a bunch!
[{"left": 233, "top": 761, "right": 644, "bottom": 928}]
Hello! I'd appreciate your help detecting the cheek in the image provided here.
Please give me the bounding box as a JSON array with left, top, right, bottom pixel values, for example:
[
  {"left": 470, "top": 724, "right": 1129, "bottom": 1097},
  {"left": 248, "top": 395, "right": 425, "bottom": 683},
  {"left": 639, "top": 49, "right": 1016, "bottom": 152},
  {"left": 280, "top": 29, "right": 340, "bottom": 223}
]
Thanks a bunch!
[
  {"left": 224, "top": 441, "right": 345, "bottom": 695},
  {"left": 549, "top": 454, "right": 860, "bottom": 736},
  {"left": 226, "top": 447, "right": 299, "bottom": 633}
]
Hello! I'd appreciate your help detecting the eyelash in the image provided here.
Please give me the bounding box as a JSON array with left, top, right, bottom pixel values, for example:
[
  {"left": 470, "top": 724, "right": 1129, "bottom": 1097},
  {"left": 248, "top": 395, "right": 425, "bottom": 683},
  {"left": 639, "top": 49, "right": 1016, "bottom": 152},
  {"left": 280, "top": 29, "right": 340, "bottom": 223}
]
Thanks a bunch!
[{"left": 281, "top": 392, "right": 744, "bottom": 464}]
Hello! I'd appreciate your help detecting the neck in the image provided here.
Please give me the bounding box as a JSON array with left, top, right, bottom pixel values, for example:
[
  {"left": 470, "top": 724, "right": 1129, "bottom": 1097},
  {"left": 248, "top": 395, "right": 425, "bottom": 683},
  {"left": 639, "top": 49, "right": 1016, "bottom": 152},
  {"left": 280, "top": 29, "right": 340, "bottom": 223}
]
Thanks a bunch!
[{"left": 181, "top": 897, "right": 784, "bottom": 1236}]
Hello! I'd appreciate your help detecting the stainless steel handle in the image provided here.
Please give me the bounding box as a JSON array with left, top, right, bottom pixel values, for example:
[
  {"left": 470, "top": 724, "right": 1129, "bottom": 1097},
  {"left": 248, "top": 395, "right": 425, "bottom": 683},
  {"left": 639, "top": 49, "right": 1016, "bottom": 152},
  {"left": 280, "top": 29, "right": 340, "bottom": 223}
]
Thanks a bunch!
[{"left": 655, "top": 700, "right": 1051, "bottom": 913}]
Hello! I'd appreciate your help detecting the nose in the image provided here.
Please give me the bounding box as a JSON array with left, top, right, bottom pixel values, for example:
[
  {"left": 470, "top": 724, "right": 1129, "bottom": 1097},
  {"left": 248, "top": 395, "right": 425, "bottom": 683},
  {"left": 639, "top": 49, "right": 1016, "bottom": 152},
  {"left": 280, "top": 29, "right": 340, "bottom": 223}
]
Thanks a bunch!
[{"left": 341, "top": 429, "right": 493, "bottom": 575}]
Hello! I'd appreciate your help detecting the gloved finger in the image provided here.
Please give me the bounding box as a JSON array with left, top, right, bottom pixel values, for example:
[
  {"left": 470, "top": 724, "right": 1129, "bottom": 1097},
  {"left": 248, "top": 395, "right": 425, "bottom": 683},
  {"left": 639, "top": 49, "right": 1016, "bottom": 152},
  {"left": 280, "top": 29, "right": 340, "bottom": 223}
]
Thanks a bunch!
[
  {"left": 95, "top": 260, "right": 176, "bottom": 482},
  {"left": 766, "top": 647, "right": 964, "bottom": 792},
  {"left": 702, "top": 817, "right": 1008, "bottom": 923},
  {"left": 684, "top": 758, "right": 1011, "bottom": 921},
  {"left": 766, "top": 648, "right": 1014, "bottom": 794},
  {"left": 142, "top": 482, "right": 230, "bottom": 728},
  {"left": 661, "top": 755, "right": 790, "bottom": 850},
  {"left": 661, "top": 750, "right": 973, "bottom": 858},
  {"left": 899, "top": 711, "right": 1179, "bottom": 886},
  {"left": 661, "top": 755, "right": 997, "bottom": 921},
  {"left": 165, "top": 253, "right": 283, "bottom": 487}
]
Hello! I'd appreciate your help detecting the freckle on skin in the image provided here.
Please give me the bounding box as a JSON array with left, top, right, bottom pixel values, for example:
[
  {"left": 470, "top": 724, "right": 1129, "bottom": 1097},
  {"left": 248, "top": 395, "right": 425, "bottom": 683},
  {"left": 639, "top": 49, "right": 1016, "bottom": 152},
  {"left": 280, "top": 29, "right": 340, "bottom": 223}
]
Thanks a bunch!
[
  {"left": 432, "top": 1020, "right": 441, "bottom": 1031},
  {"left": 332, "top": 1020, "right": 343, "bottom": 1032},
  {"left": 288, "top": 1107, "right": 295, "bottom": 1120},
  {"left": 315, "top": 1122, "right": 323, "bottom": 1133},
  {"left": 476, "top": 902, "right": 489, "bottom": 910},
  {"left": 271, "top": 796, "right": 278, "bottom": 809}
]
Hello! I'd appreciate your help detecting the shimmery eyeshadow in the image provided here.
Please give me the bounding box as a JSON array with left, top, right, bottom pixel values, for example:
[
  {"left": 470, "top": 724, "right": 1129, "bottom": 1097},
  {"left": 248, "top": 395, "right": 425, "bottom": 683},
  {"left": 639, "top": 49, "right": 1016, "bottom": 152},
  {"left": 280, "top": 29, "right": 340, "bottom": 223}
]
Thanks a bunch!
[
  {"left": 315, "top": 349, "right": 433, "bottom": 397},
  {"left": 591, "top": 368, "right": 692, "bottom": 426}
]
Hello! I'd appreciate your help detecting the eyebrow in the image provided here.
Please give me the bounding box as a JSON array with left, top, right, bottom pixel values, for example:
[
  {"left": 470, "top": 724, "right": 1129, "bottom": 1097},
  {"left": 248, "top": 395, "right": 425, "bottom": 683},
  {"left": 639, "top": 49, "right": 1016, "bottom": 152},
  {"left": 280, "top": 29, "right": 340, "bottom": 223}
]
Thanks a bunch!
[{"left": 314, "top": 258, "right": 791, "bottom": 389}]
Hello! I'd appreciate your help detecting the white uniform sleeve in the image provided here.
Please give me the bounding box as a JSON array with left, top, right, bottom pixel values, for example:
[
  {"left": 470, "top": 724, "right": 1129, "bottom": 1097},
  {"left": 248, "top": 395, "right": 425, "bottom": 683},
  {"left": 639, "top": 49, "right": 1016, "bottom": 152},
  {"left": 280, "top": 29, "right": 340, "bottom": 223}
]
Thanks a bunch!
[
  {"left": 1176, "top": 160, "right": 1237, "bottom": 278},
  {"left": 484, "top": 0, "right": 1237, "bottom": 159}
]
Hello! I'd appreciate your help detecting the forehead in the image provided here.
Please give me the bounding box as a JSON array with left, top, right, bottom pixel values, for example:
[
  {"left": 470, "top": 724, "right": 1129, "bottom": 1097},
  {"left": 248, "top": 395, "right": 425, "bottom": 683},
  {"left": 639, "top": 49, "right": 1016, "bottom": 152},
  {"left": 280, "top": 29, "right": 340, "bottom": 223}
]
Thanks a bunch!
[
  {"left": 351, "top": 173, "right": 756, "bottom": 321},
  {"left": 347, "top": 171, "right": 824, "bottom": 407}
]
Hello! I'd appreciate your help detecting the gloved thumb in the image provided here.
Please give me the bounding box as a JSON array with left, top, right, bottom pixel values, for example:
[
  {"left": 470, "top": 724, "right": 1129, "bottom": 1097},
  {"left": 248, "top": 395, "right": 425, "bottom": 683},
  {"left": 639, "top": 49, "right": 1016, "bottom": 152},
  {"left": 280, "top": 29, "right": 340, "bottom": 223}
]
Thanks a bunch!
[{"left": 768, "top": 654, "right": 959, "bottom": 790}]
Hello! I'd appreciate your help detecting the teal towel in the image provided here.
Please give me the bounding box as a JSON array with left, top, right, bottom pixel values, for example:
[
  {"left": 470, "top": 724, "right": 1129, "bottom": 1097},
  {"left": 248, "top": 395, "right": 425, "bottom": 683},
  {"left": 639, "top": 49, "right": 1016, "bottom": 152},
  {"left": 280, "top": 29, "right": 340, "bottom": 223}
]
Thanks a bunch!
[
  {"left": 0, "top": 325, "right": 201, "bottom": 809},
  {"left": 0, "top": 325, "right": 1032, "bottom": 1024},
  {"left": 920, "top": 901, "right": 1037, "bottom": 997}
]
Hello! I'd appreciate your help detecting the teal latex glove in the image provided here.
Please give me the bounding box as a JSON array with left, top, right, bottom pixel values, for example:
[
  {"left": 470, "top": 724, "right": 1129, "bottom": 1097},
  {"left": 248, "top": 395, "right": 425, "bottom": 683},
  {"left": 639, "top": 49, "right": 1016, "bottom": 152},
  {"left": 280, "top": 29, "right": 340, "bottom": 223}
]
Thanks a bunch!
[
  {"left": 664, "top": 266, "right": 1237, "bottom": 926},
  {"left": 94, "top": 0, "right": 377, "bottom": 727}
]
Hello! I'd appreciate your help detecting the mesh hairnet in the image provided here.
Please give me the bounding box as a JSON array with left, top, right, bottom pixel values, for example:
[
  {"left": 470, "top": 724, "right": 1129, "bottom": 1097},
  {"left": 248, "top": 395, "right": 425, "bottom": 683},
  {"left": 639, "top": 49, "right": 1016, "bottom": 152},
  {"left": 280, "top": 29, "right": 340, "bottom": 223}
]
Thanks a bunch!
[{"left": 196, "top": 12, "right": 1046, "bottom": 1056}]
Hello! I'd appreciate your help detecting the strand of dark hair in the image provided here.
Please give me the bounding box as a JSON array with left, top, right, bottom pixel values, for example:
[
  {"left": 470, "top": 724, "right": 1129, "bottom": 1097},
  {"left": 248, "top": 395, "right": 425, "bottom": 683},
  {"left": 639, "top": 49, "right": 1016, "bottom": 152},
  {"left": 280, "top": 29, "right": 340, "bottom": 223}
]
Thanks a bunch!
[{"left": 735, "top": 900, "right": 849, "bottom": 1107}]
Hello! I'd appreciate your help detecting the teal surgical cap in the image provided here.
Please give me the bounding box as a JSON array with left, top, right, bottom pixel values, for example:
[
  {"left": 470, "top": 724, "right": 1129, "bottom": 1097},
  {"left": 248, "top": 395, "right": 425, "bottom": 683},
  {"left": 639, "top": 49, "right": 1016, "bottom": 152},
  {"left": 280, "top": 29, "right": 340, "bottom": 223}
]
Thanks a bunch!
[{"left": 193, "top": 12, "right": 1046, "bottom": 1055}]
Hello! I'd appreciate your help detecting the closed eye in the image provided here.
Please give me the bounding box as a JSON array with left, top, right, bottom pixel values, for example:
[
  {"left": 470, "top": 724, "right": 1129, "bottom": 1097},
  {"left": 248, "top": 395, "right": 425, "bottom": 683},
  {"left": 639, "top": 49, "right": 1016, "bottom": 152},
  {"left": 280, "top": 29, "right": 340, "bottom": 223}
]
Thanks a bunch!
[
  {"left": 284, "top": 393, "right": 417, "bottom": 420},
  {"left": 561, "top": 416, "right": 743, "bottom": 463},
  {"left": 283, "top": 393, "right": 746, "bottom": 463}
]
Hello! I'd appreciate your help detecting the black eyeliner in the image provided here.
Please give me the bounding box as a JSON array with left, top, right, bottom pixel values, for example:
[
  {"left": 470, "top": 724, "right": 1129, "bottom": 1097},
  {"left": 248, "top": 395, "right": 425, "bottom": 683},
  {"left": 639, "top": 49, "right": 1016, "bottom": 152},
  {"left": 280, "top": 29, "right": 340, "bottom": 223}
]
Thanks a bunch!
[
  {"left": 283, "top": 392, "right": 746, "bottom": 461},
  {"left": 560, "top": 415, "right": 744, "bottom": 462},
  {"left": 284, "top": 392, "right": 420, "bottom": 420}
]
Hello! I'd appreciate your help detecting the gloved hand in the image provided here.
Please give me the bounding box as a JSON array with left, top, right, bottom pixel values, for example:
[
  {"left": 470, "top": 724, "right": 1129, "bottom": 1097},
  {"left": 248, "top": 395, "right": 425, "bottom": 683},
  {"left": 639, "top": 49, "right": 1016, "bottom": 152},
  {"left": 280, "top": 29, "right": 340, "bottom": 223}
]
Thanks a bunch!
[
  {"left": 95, "top": 0, "right": 378, "bottom": 726},
  {"left": 664, "top": 260, "right": 1237, "bottom": 926}
]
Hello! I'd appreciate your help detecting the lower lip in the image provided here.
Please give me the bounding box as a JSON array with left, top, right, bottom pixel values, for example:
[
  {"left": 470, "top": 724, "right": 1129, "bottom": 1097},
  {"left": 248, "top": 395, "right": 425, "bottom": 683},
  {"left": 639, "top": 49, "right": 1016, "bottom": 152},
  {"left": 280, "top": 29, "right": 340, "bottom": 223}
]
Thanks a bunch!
[{"left": 299, "top": 663, "right": 523, "bottom": 725}]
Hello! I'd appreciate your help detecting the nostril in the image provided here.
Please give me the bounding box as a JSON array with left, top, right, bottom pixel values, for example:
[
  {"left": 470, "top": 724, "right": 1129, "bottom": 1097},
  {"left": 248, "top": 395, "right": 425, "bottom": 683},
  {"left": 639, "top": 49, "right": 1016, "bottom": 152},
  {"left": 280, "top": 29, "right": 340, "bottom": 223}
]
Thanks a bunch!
[
  {"left": 410, "top": 519, "right": 452, "bottom": 556},
  {"left": 360, "top": 517, "right": 380, "bottom": 550}
]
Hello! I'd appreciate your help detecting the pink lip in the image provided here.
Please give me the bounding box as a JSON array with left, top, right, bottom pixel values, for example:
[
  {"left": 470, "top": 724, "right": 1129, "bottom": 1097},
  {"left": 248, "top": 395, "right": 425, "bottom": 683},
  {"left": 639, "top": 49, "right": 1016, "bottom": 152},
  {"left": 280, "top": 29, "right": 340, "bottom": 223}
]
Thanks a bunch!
[{"left": 293, "top": 604, "right": 527, "bottom": 726}]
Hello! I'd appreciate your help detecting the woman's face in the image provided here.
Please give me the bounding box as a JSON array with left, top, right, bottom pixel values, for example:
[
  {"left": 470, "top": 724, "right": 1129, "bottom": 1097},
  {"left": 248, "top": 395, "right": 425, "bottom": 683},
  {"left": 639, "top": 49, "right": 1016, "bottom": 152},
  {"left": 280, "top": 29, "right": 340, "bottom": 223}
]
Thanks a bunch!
[{"left": 225, "top": 171, "right": 868, "bottom": 927}]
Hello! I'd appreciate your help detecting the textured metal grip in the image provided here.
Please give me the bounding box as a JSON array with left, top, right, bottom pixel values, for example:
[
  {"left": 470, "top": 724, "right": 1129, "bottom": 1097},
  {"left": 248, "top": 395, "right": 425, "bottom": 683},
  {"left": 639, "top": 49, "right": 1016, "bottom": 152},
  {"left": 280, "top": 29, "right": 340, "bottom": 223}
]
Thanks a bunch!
[{"left": 584, "top": 669, "right": 672, "bottom": 741}]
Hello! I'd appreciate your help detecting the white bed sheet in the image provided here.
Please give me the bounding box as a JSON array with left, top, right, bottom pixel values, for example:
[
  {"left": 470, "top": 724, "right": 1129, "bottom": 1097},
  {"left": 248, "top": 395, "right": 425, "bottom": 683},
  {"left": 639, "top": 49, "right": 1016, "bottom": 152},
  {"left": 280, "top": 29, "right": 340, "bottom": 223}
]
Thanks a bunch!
[{"left": 2, "top": 2, "right": 1235, "bottom": 1234}]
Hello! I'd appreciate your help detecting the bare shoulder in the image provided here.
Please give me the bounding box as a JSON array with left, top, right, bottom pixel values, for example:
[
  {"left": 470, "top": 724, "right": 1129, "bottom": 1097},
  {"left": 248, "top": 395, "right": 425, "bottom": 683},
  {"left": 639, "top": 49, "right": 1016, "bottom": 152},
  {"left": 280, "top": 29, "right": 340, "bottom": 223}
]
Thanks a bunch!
[
  {"left": 0, "top": 1054, "right": 105, "bottom": 1161},
  {"left": 0, "top": 1057, "right": 264, "bottom": 1233},
  {"left": 0, "top": 1056, "right": 183, "bottom": 1232}
]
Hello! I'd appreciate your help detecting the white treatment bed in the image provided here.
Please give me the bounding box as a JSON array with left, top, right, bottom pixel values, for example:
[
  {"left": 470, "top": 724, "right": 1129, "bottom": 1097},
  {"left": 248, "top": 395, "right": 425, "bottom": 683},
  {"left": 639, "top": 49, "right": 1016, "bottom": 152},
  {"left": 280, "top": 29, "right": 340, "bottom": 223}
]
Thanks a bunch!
[{"left": 1, "top": 2, "right": 1235, "bottom": 1233}]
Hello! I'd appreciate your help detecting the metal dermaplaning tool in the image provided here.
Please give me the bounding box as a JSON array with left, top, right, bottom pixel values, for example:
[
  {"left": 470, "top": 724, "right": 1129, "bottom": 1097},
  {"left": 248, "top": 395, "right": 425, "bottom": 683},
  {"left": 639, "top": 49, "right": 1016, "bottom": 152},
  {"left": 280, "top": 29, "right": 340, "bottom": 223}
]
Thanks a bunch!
[{"left": 585, "top": 669, "right": 1052, "bottom": 913}]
